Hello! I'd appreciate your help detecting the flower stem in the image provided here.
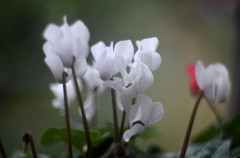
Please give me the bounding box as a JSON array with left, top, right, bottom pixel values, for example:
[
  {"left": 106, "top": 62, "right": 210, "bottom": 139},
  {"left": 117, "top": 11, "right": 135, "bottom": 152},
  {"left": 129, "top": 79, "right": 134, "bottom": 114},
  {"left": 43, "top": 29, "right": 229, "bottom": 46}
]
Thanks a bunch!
[
  {"left": 71, "top": 63, "right": 93, "bottom": 158},
  {"left": 0, "top": 138, "right": 7, "bottom": 158},
  {"left": 22, "top": 131, "right": 37, "bottom": 158},
  {"left": 179, "top": 92, "right": 204, "bottom": 158},
  {"left": 111, "top": 88, "right": 119, "bottom": 143},
  {"left": 119, "top": 111, "right": 126, "bottom": 142},
  {"left": 62, "top": 72, "right": 73, "bottom": 158}
]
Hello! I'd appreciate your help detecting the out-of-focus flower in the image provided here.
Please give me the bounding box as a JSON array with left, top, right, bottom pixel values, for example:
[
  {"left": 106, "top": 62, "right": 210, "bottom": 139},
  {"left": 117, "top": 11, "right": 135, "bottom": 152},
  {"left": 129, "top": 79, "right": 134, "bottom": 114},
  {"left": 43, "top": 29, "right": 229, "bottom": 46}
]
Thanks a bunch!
[
  {"left": 79, "top": 66, "right": 105, "bottom": 121},
  {"left": 91, "top": 40, "right": 134, "bottom": 81},
  {"left": 134, "top": 37, "right": 161, "bottom": 72},
  {"left": 186, "top": 63, "right": 201, "bottom": 96},
  {"left": 123, "top": 94, "right": 164, "bottom": 142},
  {"left": 43, "top": 16, "right": 89, "bottom": 82},
  {"left": 195, "top": 61, "right": 231, "bottom": 103},
  {"left": 50, "top": 79, "right": 82, "bottom": 115}
]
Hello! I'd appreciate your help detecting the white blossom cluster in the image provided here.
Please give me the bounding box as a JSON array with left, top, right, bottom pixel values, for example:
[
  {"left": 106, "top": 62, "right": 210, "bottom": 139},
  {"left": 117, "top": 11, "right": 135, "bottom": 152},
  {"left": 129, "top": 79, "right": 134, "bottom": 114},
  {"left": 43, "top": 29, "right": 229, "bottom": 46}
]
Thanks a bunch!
[{"left": 42, "top": 16, "right": 164, "bottom": 142}]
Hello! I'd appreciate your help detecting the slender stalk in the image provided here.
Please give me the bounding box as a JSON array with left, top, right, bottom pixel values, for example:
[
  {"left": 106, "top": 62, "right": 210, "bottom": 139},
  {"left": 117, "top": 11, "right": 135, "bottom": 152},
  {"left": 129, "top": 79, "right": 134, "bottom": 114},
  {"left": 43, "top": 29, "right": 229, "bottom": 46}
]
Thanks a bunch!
[
  {"left": 0, "top": 138, "right": 7, "bottom": 158},
  {"left": 23, "top": 142, "right": 28, "bottom": 153},
  {"left": 119, "top": 111, "right": 126, "bottom": 142},
  {"left": 62, "top": 72, "right": 73, "bottom": 158},
  {"left": 179, "top": 92, "right": 204, "bottom": 158},
  {"left": 71, "top": 62, "right": 92, "bottom": 158},
  {"left": 91, "top": 92, "right": 98, "bottom": 129},
  {"left": 22, "top": 132, "right": 37, "bottom": 158},
  {"left": 111, "top": 88, "right": 119, "bottom": 143},
  {"left": 205, "top": 98, "right": 222, "bottom": 123}
]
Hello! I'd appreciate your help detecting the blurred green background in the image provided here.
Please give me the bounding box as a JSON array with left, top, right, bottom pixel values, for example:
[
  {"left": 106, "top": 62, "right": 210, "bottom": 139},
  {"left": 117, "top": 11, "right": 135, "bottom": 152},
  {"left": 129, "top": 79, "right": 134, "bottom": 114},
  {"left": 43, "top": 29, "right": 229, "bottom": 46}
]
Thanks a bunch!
[{"left": 0, "top": 0, "right": 237, "bottom": 155}]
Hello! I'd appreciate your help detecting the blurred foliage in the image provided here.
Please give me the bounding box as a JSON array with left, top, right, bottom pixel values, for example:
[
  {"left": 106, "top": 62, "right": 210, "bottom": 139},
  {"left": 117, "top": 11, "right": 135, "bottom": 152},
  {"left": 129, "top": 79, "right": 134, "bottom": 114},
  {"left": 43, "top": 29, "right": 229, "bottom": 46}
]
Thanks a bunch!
[
  {"left": 33, "top": 115, "right": 240, "bottom": 157},
  {"left": 9, "top": 114, "right": 240, "bottom": 157}
]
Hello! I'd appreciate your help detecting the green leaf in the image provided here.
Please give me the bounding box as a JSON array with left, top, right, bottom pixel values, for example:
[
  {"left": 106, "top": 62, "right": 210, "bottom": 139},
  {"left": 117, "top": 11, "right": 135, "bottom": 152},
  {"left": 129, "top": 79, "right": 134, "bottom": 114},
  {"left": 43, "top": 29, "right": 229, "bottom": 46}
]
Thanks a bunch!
[
  {"left": 193, "top": 125, "right": 219, "bottom": 143},
  {"left": 40, "top": 127, "right": 100, "bottom": 150}
]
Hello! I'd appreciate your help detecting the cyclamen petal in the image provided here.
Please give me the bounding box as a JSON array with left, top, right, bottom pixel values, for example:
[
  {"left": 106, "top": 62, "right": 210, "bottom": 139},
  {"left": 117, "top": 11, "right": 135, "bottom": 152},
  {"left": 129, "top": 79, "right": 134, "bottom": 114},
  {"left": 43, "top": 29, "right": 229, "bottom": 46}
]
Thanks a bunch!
[
  {"left": 123, "top": 94, "right": 164, "bottom": 142},
  {"left": 83, "top": 66, "right": 104, "bottom": 91},
  {"left": 44, "top": 45, "right": 65, "bottom": 83},
  {"left": 43, "top": 24, "right": 62, "bottom": 44},
  {"left": 128, "top": 61, "right": 154, "bottom": 93},
  {"left": 91, "top": 42, "right": 118, "bottom": 80},
  {"left": 186, "top": 64, "right": 201, "bottom": 96},
  {"left": 71, "top": 20, "right": 90, "bottom": 58},
  {"left": 195, "top": 61, "right": 231, "bottom": 103},
  {"left": 123, "top": 124, "right": 145, "bottom": 142},
  {"left": 137, "top": 37, "right": 159, "bottom": 51},
  {"left": 127, "top": 94, "right": 164, "bottom": 126},
  {"left": 114, "top": 40, "right": 134, "bottom": 75},
  {"left": 134, "top": 37, "right": 161, "bottom": 71},
  {"left": 74, "top": 58, "right": 88, "bottom": 78}
]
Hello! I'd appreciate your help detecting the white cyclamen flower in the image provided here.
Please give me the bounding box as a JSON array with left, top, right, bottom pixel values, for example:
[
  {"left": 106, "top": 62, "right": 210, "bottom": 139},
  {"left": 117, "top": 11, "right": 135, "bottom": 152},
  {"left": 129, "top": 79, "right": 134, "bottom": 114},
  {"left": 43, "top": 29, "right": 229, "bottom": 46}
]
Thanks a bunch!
[
  {"left": 104, "top": 60, "right": 154, "bottom": 110},
  {"left": 195, "top": 61, "right": 231, "bottom": 103},
  {"left": 91, "top": 40, "right": 134, "bottom": 80},
  {"left": 43, "top": 16, "right": 89, "bottom": 82},
  {"left": 134, "top": 37, "right": 161, "bottom": 72},
  {"left": 123, "top": 94, "right": 164, "bottom": 142},
  {"left": 105, "top": 61, "right": 154, "bottom": 98}
]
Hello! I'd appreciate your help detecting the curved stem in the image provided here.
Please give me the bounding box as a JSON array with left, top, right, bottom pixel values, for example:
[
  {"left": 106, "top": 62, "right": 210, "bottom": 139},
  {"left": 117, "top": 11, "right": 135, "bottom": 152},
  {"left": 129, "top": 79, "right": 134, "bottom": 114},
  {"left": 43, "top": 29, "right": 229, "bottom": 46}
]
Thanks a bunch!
[
  {"left": 22, "top": 132, "right": 37, "bottom": 158},
  {"left": 71, "top": 63, "right": 92, "bottom": 158},
  {"left": 179, "top": 92, "right": 204, "bottom": 158},
  {"left": 62, "top": 72, "right": 73, "bottom": 158},
  {"left": 0, "top": 138, "right": 7, "bottom": 158},
  {"left": 111, "top": 88, "right": 119, "bottom": 143}
]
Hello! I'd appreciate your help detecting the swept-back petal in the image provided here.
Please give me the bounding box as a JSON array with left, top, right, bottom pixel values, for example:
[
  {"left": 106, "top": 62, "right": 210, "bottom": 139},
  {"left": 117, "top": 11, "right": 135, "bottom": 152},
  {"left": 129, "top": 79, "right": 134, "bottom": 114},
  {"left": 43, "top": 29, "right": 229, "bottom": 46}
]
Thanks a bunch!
[
  {"left": 205, "top": 63, "right": 230, "bottom": 103},
  {"left": 147, "top": 102, "right": 164, "bottom": 125},
  {"left": 214, "top": 73, "right": 231, "bottom": 103},
  {"left": 123, "top": 123, "right": 145, "bottom": 142},
  {"left": 94, "top": 57, "right": 118, "bottom": 81},
  {"left": 74, "top": 58, "right": 88, "bottom": 78},
  {"left": 137, "top": 37, "right": 159, "bottom": 51},
  {"left": 71, "top": 20, "right": 90, "bottom": 42},
  {"left": 114, "top": 40, "right": 134, "bottom": 73},
  {"left": 91, "top": 42, "right": 107, "bottom": 61},
  {"left": 44, "top": 52, "right": 64, "bottom": 83},
  {"left": 134, "top": 50, "right": 161, "bottom": 72},
  {"left": 138, "top": 62, "right": 154, "bottom": 91},
  {"left": 83, "top": 66, "right": 104, "bottom": 91},
  {"left": 43, "top": 24, "right": 62, "bottom": 44},
  {"left": 71, "top": 20, "right": 90, "bottom": 58}
]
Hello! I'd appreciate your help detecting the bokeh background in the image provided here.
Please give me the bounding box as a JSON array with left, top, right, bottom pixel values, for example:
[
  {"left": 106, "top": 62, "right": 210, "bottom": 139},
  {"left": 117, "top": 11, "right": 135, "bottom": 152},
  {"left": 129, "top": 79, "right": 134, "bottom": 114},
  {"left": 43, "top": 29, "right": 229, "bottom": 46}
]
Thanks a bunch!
[{"left": 0, "top": 0, "right": 239, "bottom": 155}]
